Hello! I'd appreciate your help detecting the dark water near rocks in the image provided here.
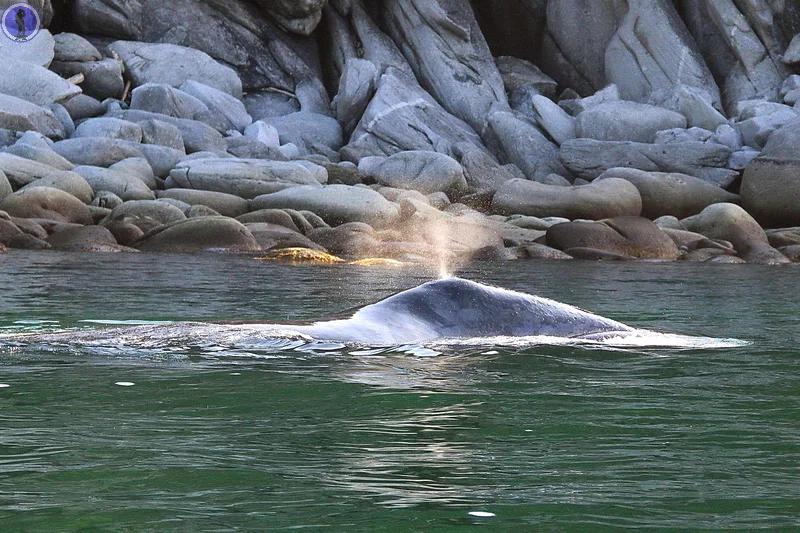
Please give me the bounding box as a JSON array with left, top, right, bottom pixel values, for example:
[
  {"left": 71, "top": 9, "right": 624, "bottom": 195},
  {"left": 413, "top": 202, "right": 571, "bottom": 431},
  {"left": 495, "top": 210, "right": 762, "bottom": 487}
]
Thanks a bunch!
[{"left": 1, "top": 251, "right": 798, "bottom": 532}]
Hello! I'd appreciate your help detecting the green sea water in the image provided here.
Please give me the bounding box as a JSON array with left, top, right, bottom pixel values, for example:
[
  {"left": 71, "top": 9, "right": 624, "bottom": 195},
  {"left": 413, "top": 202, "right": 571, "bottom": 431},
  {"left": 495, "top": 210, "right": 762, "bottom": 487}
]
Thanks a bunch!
[{"left": 1, "top": 251, "right": 798, "bottom": 532}]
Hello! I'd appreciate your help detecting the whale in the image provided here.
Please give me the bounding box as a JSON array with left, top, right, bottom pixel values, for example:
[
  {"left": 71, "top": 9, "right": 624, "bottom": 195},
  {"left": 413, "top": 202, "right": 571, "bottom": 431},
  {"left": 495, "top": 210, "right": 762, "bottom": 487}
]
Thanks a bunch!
[
  {"left": 1, "top": 277, "right": 745, "bottom": 352},
  {"left": 285, "top": 278, "right": 635, "bottom": 344}
]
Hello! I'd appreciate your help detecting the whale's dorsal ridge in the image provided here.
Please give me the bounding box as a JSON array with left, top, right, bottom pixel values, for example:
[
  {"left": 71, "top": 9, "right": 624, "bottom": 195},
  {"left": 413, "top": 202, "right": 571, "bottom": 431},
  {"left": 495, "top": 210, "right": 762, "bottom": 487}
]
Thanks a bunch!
[{"left": 299, "top": 277, "right": 634, "bottom": 343}]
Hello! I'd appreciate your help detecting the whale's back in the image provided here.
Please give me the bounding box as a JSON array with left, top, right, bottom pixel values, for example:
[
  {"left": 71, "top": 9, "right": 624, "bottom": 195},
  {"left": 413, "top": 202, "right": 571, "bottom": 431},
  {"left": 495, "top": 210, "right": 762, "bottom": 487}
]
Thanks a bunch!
[{"left": 296, "top": 278, "right": 633, "bottom": 343}]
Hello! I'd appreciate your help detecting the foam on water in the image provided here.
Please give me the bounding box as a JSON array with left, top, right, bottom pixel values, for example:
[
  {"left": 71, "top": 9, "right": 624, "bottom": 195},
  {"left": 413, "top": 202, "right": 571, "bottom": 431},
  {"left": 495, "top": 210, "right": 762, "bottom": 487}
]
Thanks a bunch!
[{"left": 0, "top": 321, "right": 747, "bottom": 360}]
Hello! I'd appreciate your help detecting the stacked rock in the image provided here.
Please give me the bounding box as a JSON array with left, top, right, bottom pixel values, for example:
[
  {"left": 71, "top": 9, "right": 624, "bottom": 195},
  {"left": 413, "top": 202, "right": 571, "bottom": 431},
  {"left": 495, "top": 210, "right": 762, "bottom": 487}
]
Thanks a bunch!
[{"left": 0, "top": 0, "right": 799, "bottom": 264}]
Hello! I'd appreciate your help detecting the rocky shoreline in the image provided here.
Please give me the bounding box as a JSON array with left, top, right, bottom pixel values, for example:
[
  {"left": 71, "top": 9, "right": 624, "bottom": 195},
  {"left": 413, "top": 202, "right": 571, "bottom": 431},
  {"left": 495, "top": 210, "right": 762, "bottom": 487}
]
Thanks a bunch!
[{"left": 1, "top": 0, "right": 800, "bottom": 264}]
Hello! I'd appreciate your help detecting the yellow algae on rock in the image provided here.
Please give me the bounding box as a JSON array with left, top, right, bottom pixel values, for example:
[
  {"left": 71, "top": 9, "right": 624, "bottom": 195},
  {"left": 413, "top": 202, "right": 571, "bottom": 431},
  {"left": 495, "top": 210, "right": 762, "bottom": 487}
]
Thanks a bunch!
[
  {"left": 348, "top": 258, "right": 404, "bottom": 267},
  {"left": 256, "top": 248, "right": 345, "bottom": 264}
]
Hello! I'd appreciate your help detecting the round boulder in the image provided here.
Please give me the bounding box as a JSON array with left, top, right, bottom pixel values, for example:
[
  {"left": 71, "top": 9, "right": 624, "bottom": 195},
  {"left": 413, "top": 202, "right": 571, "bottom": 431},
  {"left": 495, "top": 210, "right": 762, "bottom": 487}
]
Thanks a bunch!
[
  {"left": 492, "top": 178, "right": 642, "bottom": 220},
  {"left": 597, "top": 167, "right": 739, "bottom": 219},
  {"left": 682, "top": 203, "right": 790, "bottom": 264},
  {"left": 0, "top": 187, "right": 92, "bottom": 224},
  {"left": 46, "top": 226, "right": 118, "bottom": 250},
  {"left": 546, "top": 216, "right": 680, "bottom": 260},
  {"left": 73, "top": 166, "right": 155, "bottom": 201},
  {"left": 135, "top": 216, "right": 259, "bottom": 253},
  {"left": 307, "top": 222, "right": 379, "bottom": 256},
  {"left": 104, "top": 200, "right": 187, "bottom": 226},
  {"left": 244, "top": 222, "right": 321, "bottom": 251},
  {"left": 20, "top": 171, "right": 94, "bottom": 204}
]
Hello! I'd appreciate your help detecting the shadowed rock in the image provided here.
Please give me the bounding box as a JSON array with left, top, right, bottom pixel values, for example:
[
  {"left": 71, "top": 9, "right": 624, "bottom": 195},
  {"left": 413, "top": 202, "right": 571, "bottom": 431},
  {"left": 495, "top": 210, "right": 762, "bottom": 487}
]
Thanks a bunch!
[
  {"left": 546, "top": 217, "right": 680, "bottom": 260},
  {"left": 0, "top": 187, "right": 93, "bottom": 224},
  {"left": 741, "top": 119, "right": 800, "bottom": 227},
  {"left": 134, "top": 216, "right": 260, "bottom": 253},
  {"left": 559, "top": 139, "right": 734, "bottom": 186},
  {"left": 72, "top": 0, "right": 329, "bottom": 111}
]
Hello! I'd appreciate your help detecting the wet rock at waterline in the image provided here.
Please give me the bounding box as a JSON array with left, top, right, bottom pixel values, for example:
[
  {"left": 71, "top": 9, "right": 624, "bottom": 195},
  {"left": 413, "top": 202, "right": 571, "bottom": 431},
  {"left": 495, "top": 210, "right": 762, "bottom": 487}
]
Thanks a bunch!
[
  {"left": 0, "top": 187, "right": 93, "bottom": 225},
  {"left": 546, "top": 217, "right": 681, "bottom": 261},
  {"left": 682, "top": 204, "right": 790, "bottom": 264},
  {"left": 134, "top": 216, "right": 260, "bottom": 253}
]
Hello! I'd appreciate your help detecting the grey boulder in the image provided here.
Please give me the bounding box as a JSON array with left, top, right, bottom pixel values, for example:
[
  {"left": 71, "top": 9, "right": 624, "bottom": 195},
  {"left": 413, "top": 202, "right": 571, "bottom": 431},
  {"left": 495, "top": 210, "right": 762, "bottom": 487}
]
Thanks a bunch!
[
  {"left": 179, "top": 80, "right": 252, "bottom": 133},
  {"left": 559, "top": 138, "right": 735, "bottom": 186},
  {"left": 20, "top": 171, "right": 95, "bottom": 204},
  {"left": 741, "top": 119, "right": 800, "bottom": 227},
  {"left": 72, "top": 117, "right": 143, "bottom": 143},
  {"left": 358, "top": 151, "right": 468, "bottom": 195},
  {"left": 596, "top": 167, "right": 740, "bottom": 219},
  {"left": 0, "top": 28, "right": 54, "bottom": 67},
  {"left": 648, "top": 85, "right": 727, "bottom": 131},
  {"left": 108, "top": 41, "right": 243, "bottom": 98},
  {"left": 259, "top": 112, "right": 343, "bottom": 156},
  {"left": 135, "top": 216, "right": 260, "bottom": 253},
  {"left": 53, "top": 33, "right": 102, "bottom": 62},
  {"left": 683, "top": 203, "right": 790, "bottom": 264},
  {"left": 0, "top": 93, "right": 65, "bottom": 139},
  {"left": 49, "top": 58, "right": 124, "bottom": 101},
  {"left": 492, "top": 178, "right": 643, "bottom": 220},
  {"left": 3, "top": 143, "right": 74, "bottom": 171},
  {"left": 485, "top": 109, "right": 569, "bottom": 182},
  {"left": 138, "top": 119, "right": 185, "bottom": 152},
  {"left": 0, "top": 59, "right": 81, "bottom": 106},
  {"left": 575, "top": 101, "right": 688, "bottom": 143},
  {"left": 342, "top": 68, "right": 486, "bottom": 162},
  {"left": 72, "top": 165, "right": 155, "bottom": 201},
  {"left": 0, "top": 186, "right": 93, "bottom": 224},
  {"left": 104, "top": 200, "right": 187, "bottom": 225},
  {"left": 116, "top": 109, "right": 225, "bottom": 153},
  {"left": 52, "top": 138, "right": 145, "bottom": 167},
  {"left": 528, "top": 95, "right": 576, "bottom": 146},
  {"left": 166, "top": 158, "right": 323, "bottom": 199},
  {"left": 0, "top": 152, "right": 72, "bottom": 188},
  {"left": 251, "top": 184, "right": 401, "bottom": 227},
  {"left": 157, "top": 189, "right": 249, "bottom": 218},
  {"left": 545, "top": 217, "right": 680, "bottom": 260}
]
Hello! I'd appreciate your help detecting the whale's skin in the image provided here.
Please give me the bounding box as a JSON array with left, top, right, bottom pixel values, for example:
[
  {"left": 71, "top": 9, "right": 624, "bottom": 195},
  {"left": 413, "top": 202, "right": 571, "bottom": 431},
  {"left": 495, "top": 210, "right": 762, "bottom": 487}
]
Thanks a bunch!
[{"left": 289, "top": 278, "right": 634, "bottom": 344}]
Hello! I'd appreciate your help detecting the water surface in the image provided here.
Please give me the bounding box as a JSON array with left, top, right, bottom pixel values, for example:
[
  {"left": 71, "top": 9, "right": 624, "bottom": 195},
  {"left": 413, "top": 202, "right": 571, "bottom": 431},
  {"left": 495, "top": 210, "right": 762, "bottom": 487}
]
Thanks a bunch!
[{"left": 1, "top": 251, "right": 798, "bottom": 531}]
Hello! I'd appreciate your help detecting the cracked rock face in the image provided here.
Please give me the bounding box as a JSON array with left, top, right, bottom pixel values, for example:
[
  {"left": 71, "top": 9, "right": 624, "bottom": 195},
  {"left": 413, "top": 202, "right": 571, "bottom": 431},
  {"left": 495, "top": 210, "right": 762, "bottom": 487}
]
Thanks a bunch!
[{"left": 255, "top": 0, "right": 328, "bottom": 35}]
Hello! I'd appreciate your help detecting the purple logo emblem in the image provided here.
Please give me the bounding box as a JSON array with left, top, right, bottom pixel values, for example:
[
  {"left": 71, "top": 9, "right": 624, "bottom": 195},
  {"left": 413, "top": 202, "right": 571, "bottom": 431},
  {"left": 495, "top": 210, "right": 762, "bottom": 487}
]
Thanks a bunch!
[{"left": 2, "top": 3, "right": 41, "bottom": 43}]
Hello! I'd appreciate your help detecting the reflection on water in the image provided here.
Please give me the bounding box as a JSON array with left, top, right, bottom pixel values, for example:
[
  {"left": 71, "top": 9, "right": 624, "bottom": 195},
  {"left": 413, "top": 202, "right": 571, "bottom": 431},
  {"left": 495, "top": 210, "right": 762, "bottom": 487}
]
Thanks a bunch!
[{"left": 328, "top": 403, "right": 486, "bottom": 508}]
